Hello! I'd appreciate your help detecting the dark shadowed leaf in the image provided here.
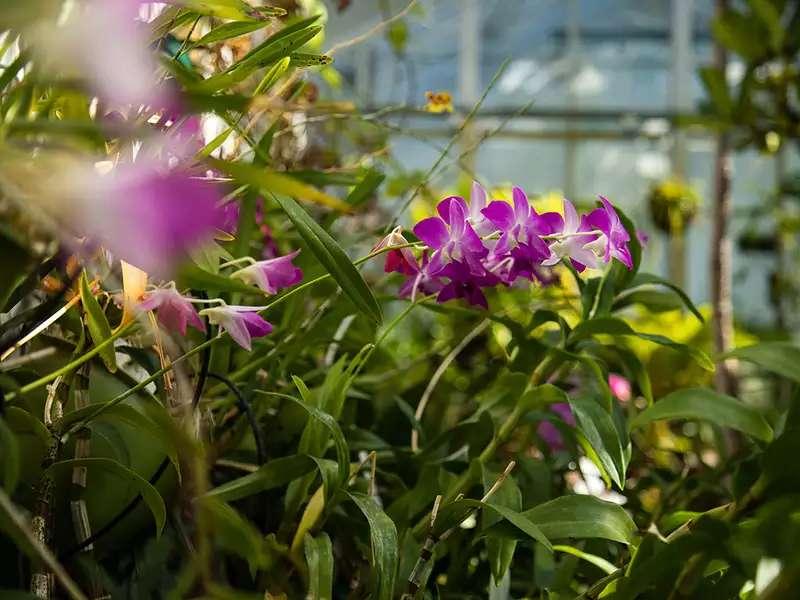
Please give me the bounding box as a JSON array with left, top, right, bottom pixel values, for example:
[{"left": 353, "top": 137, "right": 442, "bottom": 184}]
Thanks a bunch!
[
  {"left": 45, "top": 458, "right": 166, "bottom": 535},
  {"left": 205, "top": 455, "right": 317, "bottom": 502}
]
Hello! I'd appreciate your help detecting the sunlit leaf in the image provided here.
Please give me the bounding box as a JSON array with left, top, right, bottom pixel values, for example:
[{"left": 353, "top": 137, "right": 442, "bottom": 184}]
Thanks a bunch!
[
  {"left": 80, "top": 272, "right": 117, "bottom": 372},
  {"left": 304, "top": 532, "right": 334, "bottom": 600}
]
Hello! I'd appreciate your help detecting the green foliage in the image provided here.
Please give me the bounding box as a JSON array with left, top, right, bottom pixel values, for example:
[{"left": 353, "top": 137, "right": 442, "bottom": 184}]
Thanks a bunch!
[{"left": 0, "top": 4, "right": 797, "bottom": 599}]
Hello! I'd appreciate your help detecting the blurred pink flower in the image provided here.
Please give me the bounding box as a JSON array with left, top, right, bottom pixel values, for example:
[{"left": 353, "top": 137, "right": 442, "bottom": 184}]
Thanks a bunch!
[
  {"left": 537, "top": 403, "right": 575, "bottom": 451},
  {"left": 35, "top": 0, "right": 171, "bottom": 109},
  {"left": 70, "top": 161, "right": 223, "bottom": 277},
  {"left": 138, "top": 287, "right": 205, "bottom": 335},
  {"left": 608, "top": 373, "right": 632, "bottom": 403}
]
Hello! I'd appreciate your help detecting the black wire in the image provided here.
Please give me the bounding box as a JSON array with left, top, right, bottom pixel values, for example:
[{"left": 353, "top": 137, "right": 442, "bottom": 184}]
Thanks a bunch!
[
  {"left": 207, "top": 373, "right": 266, "bottom": 466},
  {"left": 60, "top": 457, "right": 170, "bottom": 558},
  {"left": 191, "top": 293, "right": 212, "bottom": 409}
]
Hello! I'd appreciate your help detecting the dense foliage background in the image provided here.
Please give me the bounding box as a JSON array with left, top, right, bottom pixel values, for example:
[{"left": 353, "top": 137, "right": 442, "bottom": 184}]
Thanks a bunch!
[{"left": 0, "top": 1, "right": 799, "bottom": 599}]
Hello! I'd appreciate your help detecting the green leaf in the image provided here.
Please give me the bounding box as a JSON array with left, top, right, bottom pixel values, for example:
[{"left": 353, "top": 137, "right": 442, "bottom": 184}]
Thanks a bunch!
[
  {"left": 712, "top": 9, "right": 767, "bottom": 61},
  {"left": 0, "top": 417, "right": 20, "bottom": 492},
  {"left": 346, "top": 492, "right": 398, "bottom": 600},
  {"left": 80, "top": 272, "right": 117, "bottom": 372},
  {"left": 276, "top": 389, "right": 350, "bottom": 486},
  {"left": 180, "top": 0, "right": 284, "bottom": 20},
  {"left": 305, "top": 532, "right": 334, "bottom": 600},
  {"left": 178, "top": 263, "right": 267, "bottom": 296},
  {"left": 552, "top": 544, "right": 617, "bottom": 574},
  {"left": 487, "top": 503, "right": 552, "bottom": 551},
  {"left": 568, "top": 396, "right": 629, "bottom": 489},
  {"left": 208, "top": 158, "right": 350, "bottom": 212},
  {"left": 699, "top": 67, "right": 733, "bottom": 117},
  {"left": 201, "top": 497, "right": 266, "bottom": 575},
  {"left": 0, "top": 226, "right": 34, "bottom": 310},
  {"left": 274, "top": 196, "right": 382, "bottom": 323},
  {"left": 482, "top": 465, "right": 521, "bottom": 582},
  {"left": 630, "top": 387, "right": 773, "bottom": 442},
  {"left": 45, "top": 457, "right": 166, "bottom": 535},
  {"left": 345, "top": 169, "right": 385, "bottom": 209},
  {"left": 522, "top": 495, "right": 636, "bottom": 544},
  {"left": 748, "top": 0, "right": 783, "bottom": 49},
  {"left": 721, "top": 342, "right": 800, "bottom": 383},
  {"left": 192, "top": 20, "right": 266, "bottom": 47},
  {"left": 205, "top": 455, "right": 317, "bottom": 502},
  {"left": 197, "top": 19, "right": 321, "bottom": 92},
  {"left": 568, "top": 317, "right": 713, "bottom": 371},
  {"left": 620, "top": 272, "right": 704, "bottom": 322}
]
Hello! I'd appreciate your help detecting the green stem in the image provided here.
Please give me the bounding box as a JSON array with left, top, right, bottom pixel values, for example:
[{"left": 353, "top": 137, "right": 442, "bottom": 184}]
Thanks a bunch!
[{"left": 4, "top": 323, "right": 136, "bottom": 402}]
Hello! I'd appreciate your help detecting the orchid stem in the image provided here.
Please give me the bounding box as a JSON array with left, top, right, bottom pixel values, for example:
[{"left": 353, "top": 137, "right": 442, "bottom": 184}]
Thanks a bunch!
[{"left": 219, "top": 256, "right": 256, "bottom": 268}]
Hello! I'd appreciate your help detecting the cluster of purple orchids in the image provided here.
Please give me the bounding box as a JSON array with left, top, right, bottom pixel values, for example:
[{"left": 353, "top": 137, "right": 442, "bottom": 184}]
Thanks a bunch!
[
  {"left": 381, "top": 183, "right": 634, "bottom": 308},
  {"left": 137, "top": 251, "right": 303, "bottom": 351}
]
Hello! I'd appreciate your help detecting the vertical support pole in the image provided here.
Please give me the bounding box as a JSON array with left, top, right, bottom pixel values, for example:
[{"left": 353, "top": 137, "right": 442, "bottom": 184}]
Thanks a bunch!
[
  {"left": 669, "top": 0, "right": 694, "bottom": 288},
  {"left": 458, "top": 0, "right": 481, "bottom": 174},
  {"left": 711, "top": 0, "right": 735, "bottom": 394},
  {"left": 564, "top": 0, "right": 580, "bottom": 200}
]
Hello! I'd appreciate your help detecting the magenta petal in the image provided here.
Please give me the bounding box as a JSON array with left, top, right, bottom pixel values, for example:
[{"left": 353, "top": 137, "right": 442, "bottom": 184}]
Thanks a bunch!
[
  {"left": 241, "top": 311, "right": 273, "bottom": 338},
  {"left": 537, "top": 212, "right": 564, "bottom": 235},
  {"left": 482, "top": 201, "right": 515, "bottom": 231},
  {"left": 512, "top": 186, "right": 530, "bottom": 221},
  {"left": 436, "top": 196, "right": 467, "bottom": 224},
  {"left": 470, "top": 181, "right": 487, "bottom": 213},
  {"left": 413, "top": 217, "right": 449, "bottom": 249}
]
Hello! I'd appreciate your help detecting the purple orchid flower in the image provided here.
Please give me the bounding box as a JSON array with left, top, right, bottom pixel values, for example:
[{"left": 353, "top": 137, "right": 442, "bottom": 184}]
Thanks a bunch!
[
  {"left": 200, "top": 304, "right": 273, "bottom": 351},
  {"left": 413, "top": 196, "right": 487, "bottom": 275},
  {"left": 138, "top": 287, "right": 205, "bottom": 335},
  {"left": 231, "top": 251, "right": 303, "bottom": 295},
  {"left": 466, "top": 181, "right": 495, "bottom": 236},
  {"left": 540, "top": 199, "right": 603, "bottom": 271},
  {"left": 481, "top": 186, "right": 554, "bottom": 258},
  {"left": 537, "top": 403, "right": 576, "bottom": 451},
  {"left": 436, "top": 261, "right": 501, "bottom": 309},
  {"left": 583, "top": 196, "right": 633, "bottom": 269},
  {"left": 399, "top": 251, "right": 444, "bottom": 300},
  {"left": 218, "top": 202, "right": 240, "bottom": 237}
]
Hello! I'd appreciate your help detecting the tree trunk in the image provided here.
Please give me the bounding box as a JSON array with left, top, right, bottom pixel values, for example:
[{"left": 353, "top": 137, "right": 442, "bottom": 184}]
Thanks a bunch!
[{"left": 711, "top": 0, "right": 735, "bottom": 394}]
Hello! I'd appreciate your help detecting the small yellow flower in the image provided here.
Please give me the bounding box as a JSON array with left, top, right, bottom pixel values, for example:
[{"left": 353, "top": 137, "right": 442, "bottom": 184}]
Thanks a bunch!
[{"left": 424, "top": 91, "right": 453, "bottom": 113}]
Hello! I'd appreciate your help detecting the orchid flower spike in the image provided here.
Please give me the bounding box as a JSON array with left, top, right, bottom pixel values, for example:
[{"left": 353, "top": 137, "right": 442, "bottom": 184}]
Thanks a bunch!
[
  {"left": 231, "top": 250, "right": 303, "bottom": 295},
  {"left": 199, "top": 304, "right": 272, "bottom": 351}
]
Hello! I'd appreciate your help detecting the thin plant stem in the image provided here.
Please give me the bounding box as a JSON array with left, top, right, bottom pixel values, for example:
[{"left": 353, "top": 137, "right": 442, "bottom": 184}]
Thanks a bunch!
[{"left": 387, "top": 57, "right": 511, "bottom": 230}]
